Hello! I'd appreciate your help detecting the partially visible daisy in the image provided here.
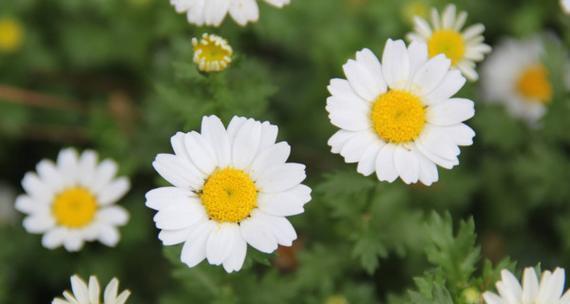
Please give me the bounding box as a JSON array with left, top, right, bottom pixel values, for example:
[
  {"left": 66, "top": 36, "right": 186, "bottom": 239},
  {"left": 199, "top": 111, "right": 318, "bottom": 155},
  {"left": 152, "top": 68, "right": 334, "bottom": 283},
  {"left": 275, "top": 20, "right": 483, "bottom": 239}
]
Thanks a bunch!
[
  {"left": 481, "top": 37, "right": 553, "bottom": 125},
  {"left": 53, "top": 275, "right": 130, "bottom": 304},
  {"left": 146, "top": 115, "right": 311, "bottom": 273},
  {"left": 0, "top": 183, "right": 16, "bottom": 225},
  {"left": 192, "top": 33, "right": 233, "bottom": 73},
  {"left": 562, "top": 0, "right": 570, "bottom": 14},
  {"left": 326, "top": 39, "right": 475, "bottom": 185},
  {"left": 483, "top": 267, "right": 570, "bottom": 304},
  {"left": 407, "top": 4, "right": 491, "bottom": 81},
  {"left": 170, "top": 0, "right": 290, "bottom": 27},
  {"left": 15, "top": 148, "right": 130, "bottom": 252},
  {"left": 0, "top": 17, "right": 23, "bottom": 53}
]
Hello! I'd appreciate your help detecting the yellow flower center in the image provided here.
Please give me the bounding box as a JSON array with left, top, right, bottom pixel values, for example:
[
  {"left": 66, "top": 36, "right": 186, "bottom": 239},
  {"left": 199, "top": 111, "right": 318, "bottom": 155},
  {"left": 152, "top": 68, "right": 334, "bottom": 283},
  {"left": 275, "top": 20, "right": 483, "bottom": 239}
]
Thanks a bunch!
[
  {"left": 192, "top": 34, "right": 233, "bottom": 72},
  {"left": 428, "top": 29, "right": 465, "bottom": 65},
  {"left": 200, "top": 168, "right": 257, "bottom": 223},
  {"left": 516, "top": 64, "right": 552, "bottom": 104},
  {"left": 371, "top": 90, "right": 426, "bottom": 143},
  {"left": 52, "top": 187, "right": 98, "bottom": 228},
  {"left": 0, "top": 18, "right": 23, "bottom": 53}
]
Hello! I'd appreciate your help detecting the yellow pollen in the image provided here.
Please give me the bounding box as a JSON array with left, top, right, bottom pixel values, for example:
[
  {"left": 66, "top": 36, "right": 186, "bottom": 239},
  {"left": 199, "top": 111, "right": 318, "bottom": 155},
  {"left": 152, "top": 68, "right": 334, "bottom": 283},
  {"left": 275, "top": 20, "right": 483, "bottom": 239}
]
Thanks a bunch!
[
  {"left": 516, "top": 64, "right": 552, "bottom": 104},
  {"left": 192, "top": 33, "right": 233, "bottom": 73},
  {"left": 0, "top": 18, "right": 23, "bottom": 53},
  {"left": 200, "top": 168, "right": 257, "bottom": 223},
  {"left": 52, "top": 187, "right": 98, "bottom": 228},
  {"left": 428, "top": 29, "right": 465, "bottom": 65},
  {"left": 371, "top": 90, "right": 426, "bottom": 143}
]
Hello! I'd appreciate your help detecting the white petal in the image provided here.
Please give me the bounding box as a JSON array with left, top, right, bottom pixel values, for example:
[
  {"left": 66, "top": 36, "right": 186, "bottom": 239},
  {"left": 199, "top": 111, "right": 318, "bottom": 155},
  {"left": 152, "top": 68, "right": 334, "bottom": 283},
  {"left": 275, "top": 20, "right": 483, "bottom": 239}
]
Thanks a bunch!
[
  {"left": 412, "top": 54, "right": 451, "bottom": 96},
  {"left": 522, "top": 267, "right": 539, "bottom": 303},
  {"left": 206, "top": 223, "right": 239, "bottom": 265},
  {"left": 231, "top": 119, "right": 262, "bottom": 169},
  {"left": 77, "top": 151, "right": 98, "bottom": 189},
  {"left": 97, "top": 178, "right": 130, "bottom": 206},
  {"left": 254, "top": 211, "right": 297, "bottom": 247},
  {"left": 205, "top": 0, "right": 230, "bottom": 26},
  {"left": 152, "top": 154, "right": 204, "bottom": 190},
  {"left": 201, "top": 115, "right": 231, "bottom": 167},
  {"left": 408, "top": 41, "right": 429, "bottom": 76},
  {"left": 63, "top": 231, "right": 84, "bottom": 252},
  {"left": 15, "top": 194, "right": 47, "bottom": 214},
  {"left": 417, "top": 150, "right": 439, "bottom": 186},
  {"left": 145, "top": 186, "right": 196, "bottom": 211},
  {"left": 413, "top": 16, "right": 432, "bottom": 37},
  {"left": 357, "top": 141, "right": 384, "bottom": 176},
  {"left": 426, "top": 98, "right": 475, "bottom": 126},
  {"left": 97, "top": 206, "right": 129, "bottom": 226},
  {"left": 23, "top": 214, "right": 55, "bottom": 233},
  {"left": 240, "top": 215, "right": 278, "bottom": 253},
  {"left": 70, "top": 275, "right": 89, "bottom": 303},
  {"left": 153, "top": 199, "right": 206, "bottom": 230},
  {"left": 42, "top": 228, "right": 67, "bottom": 249},
  {"left": 462, "top": 24, "right": 485, "bottom": 40},
  {"left": 159, "top": 226, "right": 193, "bottom": 246},
  {"left": 264, "top": 0, "right": 289, "bottom": 7},
  {"left": 340, "top": 131, "right": 378, "bottom": 163},
  {"left": 22, "top": 173, "right": 53, "bottom": 201},
  {"left": 184, "top": 132, "right": 218, "bottom": 175},
  {"left": 375, "top": 144, "right": 398, "bottom": 182},
  {"left": 382, "top": 39, "right": 411, "bottom": 89},
  {"left": 57, "top": 148, "right": 79, "bottom": 184},
  {"left": 222, "top": 235, "right": 247, "bottom": 273},
  {"left": 103, "top": 278, "right": 118, "bottom": 304},
  {"left": 258, "top": 121, "right": 279, "bottom": 152},
  {"left": 443, "top": 123, "right": 475, "bottom": 146},
  {"left": 98, "top": 225, "right": 120, "bottom": 247},
  {"left": 180, "top": 221, "right": 214, "bottom": 267},
  {"left": 90, "top": 159, "right": 118, "bottom": 194},
  {"left": 328, "top": 130, "right": 357, "bottom": 154},
  {"left": 441, "top": 4, "right": 456, "bottom": 29},
  {"left": 36, "top": 160, "right": 66, "bottom": 193},
  {"left": 394, "top": 146, "right": 420, "bottom": 184},
  {"left": 423, "top": 70, "right": 466, "bottom": 106},
  {"left": 88, "top": 276, "right": 100, "bottom": 304},
  {"left": 229, "top": 0, "right": 258, "bottom": 26},
  {"left": 249, "top": 142, "right": 291, "bottom": 181},
  {"left": 256, "top": 163, "right": 306, "bottom": 193},
  {"left": 417, "top": 126, "right": 460, "bottom": 161},
  {"left": 257, "top": 184, "right": 311, "bottom": 216}
]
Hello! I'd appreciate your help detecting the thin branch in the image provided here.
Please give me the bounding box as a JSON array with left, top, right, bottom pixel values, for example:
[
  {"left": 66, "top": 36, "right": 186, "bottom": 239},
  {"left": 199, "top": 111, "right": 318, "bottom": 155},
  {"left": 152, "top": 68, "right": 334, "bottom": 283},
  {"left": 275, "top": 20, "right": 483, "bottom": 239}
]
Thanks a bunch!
[{"left": 0, "top": 85, "right": 86, "bottom": 113}]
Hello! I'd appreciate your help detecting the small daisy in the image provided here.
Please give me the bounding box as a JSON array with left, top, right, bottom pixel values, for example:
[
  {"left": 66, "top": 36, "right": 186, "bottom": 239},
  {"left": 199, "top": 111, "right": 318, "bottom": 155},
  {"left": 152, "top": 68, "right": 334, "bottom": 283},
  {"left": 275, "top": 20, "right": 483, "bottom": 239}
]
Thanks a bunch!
[
  {"left": 0, "top": 17, "right": 23, "bottom": 53},
  {"left": 192, "top": 33, "right": 233, "bottom": 73},
  {"left": 170, "top": 0, "right": 289, "bottom": 27},
  {"left": 146, "top": 115, "right": 311, "bottom": 273},
  {"left": 53, "top": 275, "right": 130, "bottom": 304},
  {"left": 326, "top": 39, "right": 475, "bottom": 186},
  {"left": 407, "top": 4, "right": 491, "bottom": 81},
  {"left": 483, "top": 267, "right": 570, "bottom": 304},
  {"left": 15, "top": 148, "right": 130, "bottom": 252},
  {"left": 481, "top": 37, "right": 553, "bottom": 125}
]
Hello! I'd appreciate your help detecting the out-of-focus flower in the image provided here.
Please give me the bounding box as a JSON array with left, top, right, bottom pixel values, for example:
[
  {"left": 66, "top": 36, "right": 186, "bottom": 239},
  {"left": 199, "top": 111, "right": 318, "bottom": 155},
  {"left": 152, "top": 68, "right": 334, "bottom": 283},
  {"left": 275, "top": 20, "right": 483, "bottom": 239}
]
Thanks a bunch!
[
  {"left": 326, "top": 39, "right": 475, "bottom": 185},
  {"left": 407, "top": 4, "right": 491, "bottom": 81},
  {"left": 401, "top": 1, "right": 429, "bottom": 25},
  {"left": 15, "top": 148, "right": 130, "bottom": 252},
  {"left": 146, "top": 115, "right": 311, "bottom": 273},
  {"left": 481, "top": 37, "right": 554, "bottom": 126},
  {"left": 170, "top": 0, "right": 290, "bottom": 27},
  {"left": 0, "top": 17, "right": 23, "bottom": 53},
  {"left": 192, "top": 34, "right": 233, "bottom": 73},
  {"left": 483, "top": 267, "right": 570, "bottom": 304},
  {"left": 562, "top": 0, "right": 570, "bottom": 14},
  {"left": 52, "top": 275, "right": 130, "bottom": 304}
]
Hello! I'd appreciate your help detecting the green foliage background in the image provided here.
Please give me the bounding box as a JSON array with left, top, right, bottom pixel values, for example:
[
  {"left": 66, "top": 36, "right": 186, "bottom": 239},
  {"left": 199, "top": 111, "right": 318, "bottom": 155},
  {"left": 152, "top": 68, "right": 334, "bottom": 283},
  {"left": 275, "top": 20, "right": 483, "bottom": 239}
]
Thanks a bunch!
[{"left": 1, "top": 0, "right": 570, "bottom": 303}]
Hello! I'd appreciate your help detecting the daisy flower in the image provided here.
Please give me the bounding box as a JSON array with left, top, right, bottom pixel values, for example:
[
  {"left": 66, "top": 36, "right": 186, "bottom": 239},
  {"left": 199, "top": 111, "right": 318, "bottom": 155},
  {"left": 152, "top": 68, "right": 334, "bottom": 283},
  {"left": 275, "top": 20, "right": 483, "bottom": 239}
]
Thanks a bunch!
[
  {"left": 192, "top": 33, "right": 233, "bottom": 73},
  {"left": 170, "top": 0, "right": 290, "bottom": 27},
  {"left": 146, "top": 115, "right": 311, "bottom": 273},
  {"left": 407, "top": 4, "right": 491, "bottom": 81},
  {"left": 53, "top": 275, "right": 130, "bottom": 304},
  {"left": 326, "top": 39, "right": 475, "bottom": 186},
  {"left": 15, "top": 148, "right": 130, "bottom": 252},
  {"left": 481, "top": 37, "right": 554, "bottom": 125},
  {"left": 483, "top": 267, "right": 570, "bottom": 304}
]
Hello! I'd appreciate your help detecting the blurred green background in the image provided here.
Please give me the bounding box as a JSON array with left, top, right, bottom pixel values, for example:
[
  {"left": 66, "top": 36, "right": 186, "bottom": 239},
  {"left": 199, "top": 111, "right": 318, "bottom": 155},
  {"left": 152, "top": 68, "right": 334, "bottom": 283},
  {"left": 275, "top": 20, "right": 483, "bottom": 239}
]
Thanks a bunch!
[{"left": 1, "top": 0, "right": 570, "bottom": 303}]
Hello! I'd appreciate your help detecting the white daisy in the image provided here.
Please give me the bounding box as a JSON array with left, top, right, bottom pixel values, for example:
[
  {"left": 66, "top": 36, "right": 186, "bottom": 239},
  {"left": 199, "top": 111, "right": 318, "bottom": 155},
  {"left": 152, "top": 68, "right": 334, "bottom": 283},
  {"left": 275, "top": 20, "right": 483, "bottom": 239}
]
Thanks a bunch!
[
  {"left": 481, "top": 37, "right": 553, "bottom": 126},
  {"left": 53, "top": 275, "right": 130, "bottom": 304},
  {"left": 170, "top": 0, "right": 290, "bottom": 27},
  {"left": 192, "top": 33, "right": 233, "bottom": 73},
  {"left": 326, "top": 39, "right": 475, "bottom": 186},
  {"left": 146, "top": 115, "right": 311, "bottom": 273},
  {"left": 15, "top": 148, "right": 130, "bottom": 252},
  {"left": 483, "top": 267, "right": 570, "bottom": 304},
  {"left": 407, "top": 4, "right": 491, "bottom": 81},
  {"left": 0, "top": 183, "right": 16, "bottom": 225}
]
